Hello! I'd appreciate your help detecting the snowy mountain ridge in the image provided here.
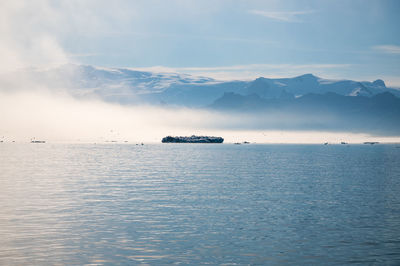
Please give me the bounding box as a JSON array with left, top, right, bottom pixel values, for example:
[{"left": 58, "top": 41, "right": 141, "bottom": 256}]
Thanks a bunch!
[{"left": 1, "top": 64, "right": 399, "bottom": 106}]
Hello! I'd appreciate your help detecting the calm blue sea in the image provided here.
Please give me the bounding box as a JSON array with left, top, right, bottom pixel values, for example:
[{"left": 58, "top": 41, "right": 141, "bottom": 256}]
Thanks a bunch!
[{"left": 0, "top": 143, "right": 399, "bottom": 265}]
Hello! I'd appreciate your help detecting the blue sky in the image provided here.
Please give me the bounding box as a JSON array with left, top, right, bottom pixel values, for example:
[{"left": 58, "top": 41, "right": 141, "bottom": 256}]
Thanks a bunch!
[{"left": 2, "top": 0, "right": 400, "bottom": 85}]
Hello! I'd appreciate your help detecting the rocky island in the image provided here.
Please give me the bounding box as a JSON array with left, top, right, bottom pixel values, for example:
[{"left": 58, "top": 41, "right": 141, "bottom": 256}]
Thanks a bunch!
[{"left": 162, "top": 135, "right": 224, "bottom": 143}]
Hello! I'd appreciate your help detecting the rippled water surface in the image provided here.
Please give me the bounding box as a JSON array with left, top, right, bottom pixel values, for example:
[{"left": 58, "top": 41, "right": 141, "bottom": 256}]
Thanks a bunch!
[{"left": 1, "top": 143, "right": 400, "bottom": 265}]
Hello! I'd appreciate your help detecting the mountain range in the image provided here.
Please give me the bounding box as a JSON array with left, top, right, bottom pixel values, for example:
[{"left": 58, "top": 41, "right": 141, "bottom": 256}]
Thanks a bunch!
[
  {"left": 3, "top": 64, "right": 399, "bottom": 105},
  {"left": 2, "top": 64, "right": 399, "bottom": 135}
]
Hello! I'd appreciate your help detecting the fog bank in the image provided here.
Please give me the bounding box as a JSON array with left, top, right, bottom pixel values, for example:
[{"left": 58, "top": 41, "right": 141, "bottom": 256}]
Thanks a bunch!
[{"left": 1, "top": 90, "right": 399, "bottom": 144}]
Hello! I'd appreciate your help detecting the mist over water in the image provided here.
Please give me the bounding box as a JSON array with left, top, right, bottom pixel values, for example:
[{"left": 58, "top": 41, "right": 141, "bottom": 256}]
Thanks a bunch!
[
  {"left": 0, "top": 88, "right": 240, "bottom": 143},
  {"left": 0, "top": 90, "right": 212, "bottom": 143},
  {"left": 2, "top": 89, "right": 399, "bottom": 144}
]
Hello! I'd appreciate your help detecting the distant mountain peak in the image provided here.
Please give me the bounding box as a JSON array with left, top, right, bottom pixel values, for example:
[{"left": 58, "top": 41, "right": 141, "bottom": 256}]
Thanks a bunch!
[
  {"left": 372, "top": 79, "right": 386, "bottom": 88},
  {"left": 253, "top": 77, "right": 268, "bottom": 82},
  {"left": 296, "top": 73, "right": 318, "bottom": 79}
]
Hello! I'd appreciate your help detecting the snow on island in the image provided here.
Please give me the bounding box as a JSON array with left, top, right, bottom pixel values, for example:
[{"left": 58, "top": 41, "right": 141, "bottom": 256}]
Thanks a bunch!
[{"left": 162, "top": 135, "right": 224, "bottom": 143}]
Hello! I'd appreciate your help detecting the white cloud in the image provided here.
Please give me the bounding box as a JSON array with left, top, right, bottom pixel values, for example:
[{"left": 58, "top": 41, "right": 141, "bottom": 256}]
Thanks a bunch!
[
  {"left": 249, "top": 9, "right": 315, "bottom": 22},
  {"left": 0, "top": 0, "right": 137, "bottom": 72},
  {"left": 0, "top": 0, "right": 69, "bottom": 72},
  {"left": 373, "top": 45, "right": 400, "bottom": 54}
]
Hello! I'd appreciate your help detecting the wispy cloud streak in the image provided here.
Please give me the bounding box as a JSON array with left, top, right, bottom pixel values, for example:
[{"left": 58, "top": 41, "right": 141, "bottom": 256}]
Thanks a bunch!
[
  {"left": 249, "top": 10, "right": 315, "bottom": 22},
  {"left": 373, "top": 45, "right": 400, "bottom": 54}
]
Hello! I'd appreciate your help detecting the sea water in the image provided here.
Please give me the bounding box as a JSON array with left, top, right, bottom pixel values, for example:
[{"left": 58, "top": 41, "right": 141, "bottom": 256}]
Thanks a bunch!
[{"left": 0, "top": 143, "right": 399, "bottom": 265}]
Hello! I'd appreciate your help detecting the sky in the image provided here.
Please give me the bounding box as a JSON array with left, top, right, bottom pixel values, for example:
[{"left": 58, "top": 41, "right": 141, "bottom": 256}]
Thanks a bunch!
[{"left": 1, "top": 0, "right": 400, "bottom": 86}]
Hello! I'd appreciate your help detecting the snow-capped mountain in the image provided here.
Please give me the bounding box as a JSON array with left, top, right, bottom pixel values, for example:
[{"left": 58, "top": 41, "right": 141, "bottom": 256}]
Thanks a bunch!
[
  {"left": 1, "top": 64, "right": 399, "bottom": 106},
  {"left": 242, "top": 74, "right": 393, "bottom": 99},
  {"left": 0, "top": 64, "right": 220, "bottom": 103}
]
